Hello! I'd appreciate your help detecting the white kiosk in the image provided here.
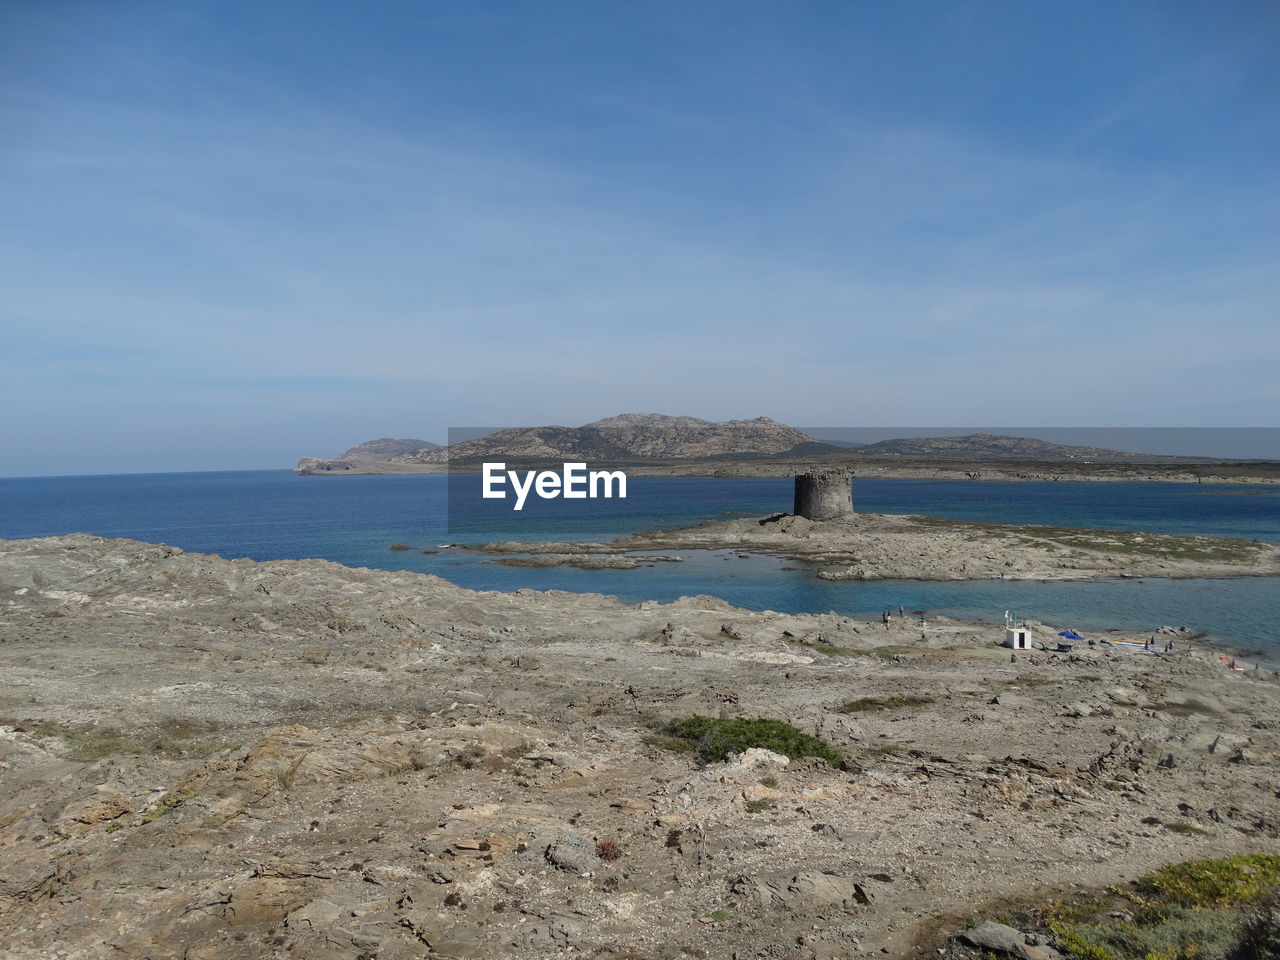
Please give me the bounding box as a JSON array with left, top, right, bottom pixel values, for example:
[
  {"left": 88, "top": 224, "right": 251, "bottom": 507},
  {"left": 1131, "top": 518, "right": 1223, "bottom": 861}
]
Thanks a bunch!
[{"left": 1002, "top": 610, "right": 1029, "bottom": 650}]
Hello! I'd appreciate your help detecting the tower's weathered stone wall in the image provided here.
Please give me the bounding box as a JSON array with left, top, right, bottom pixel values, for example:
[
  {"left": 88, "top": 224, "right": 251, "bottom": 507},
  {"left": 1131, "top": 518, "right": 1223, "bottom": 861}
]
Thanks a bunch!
[{"left": 793, "top": 469, "right": 854, "bottom": 521}]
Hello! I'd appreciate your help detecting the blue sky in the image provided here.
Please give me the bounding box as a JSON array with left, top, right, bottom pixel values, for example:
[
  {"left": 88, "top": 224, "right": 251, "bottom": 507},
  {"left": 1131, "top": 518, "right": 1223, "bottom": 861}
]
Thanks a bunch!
[{"left": 2, "top": 1, "right": 1278, "bottom": 474}]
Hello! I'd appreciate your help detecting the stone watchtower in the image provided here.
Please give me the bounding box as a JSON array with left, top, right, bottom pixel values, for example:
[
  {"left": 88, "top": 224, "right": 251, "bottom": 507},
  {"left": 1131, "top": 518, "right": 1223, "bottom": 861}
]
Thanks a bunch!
[{"left": 793, "top": 469, "right": 854, "bottom": 521}]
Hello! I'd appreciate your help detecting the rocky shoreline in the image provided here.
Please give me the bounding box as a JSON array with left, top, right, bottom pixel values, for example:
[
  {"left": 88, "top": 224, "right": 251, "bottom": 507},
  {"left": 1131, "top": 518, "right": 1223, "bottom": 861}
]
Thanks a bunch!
[
  {"left": 1, "top": 535, "right": 1278, "bottom": 959},
  {"left": 467, "top": 512, "right": 1280, "bottom": 582}
]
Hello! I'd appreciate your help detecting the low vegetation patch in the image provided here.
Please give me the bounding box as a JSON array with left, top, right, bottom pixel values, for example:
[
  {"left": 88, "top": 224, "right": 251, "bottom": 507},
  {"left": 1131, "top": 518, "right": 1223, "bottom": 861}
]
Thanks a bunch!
[
  {"left": 664, "top": 716, "right": 844, "bottom": 768},
  {"left": 595, "top": 838, "right": 623, "bottom": 862},
  {"left": 991, "top": 854, "right": 1280, "bottom": 960},
  {"left": 275, "top": 754, "right": 307, "bottom": 791},
  {"left": 786, "top": 638, "right": 870, "bottom": 658},
  {"left": 836, "top": 694, "right": 934, "bottom": 713},
  {"left": 143, "top": 790, "right": 197, "bottom": 824},
  {"left": 640, "top": 728, "right": 698, "bottom": 755},
  {"left": 1138, "top": 855, "right": 1280, "bottom": 908},
  {"left": 1164, "top": 821, "right": 1211, "bottom": 837},
  {"left": 5, "top": 717, "right": 229, "bottom": 761},
  {"left": 912, "top": 515, "right": 1262, "bottom": 565},
  {"left": 1152, "top": 699, "right": 1221, "bottom": 717},
  {"left": 788, "top": 639, "right": 917, "bottom": 660},
  {"left": 789, "top": 639, "right": 976, "bottom": 664}
]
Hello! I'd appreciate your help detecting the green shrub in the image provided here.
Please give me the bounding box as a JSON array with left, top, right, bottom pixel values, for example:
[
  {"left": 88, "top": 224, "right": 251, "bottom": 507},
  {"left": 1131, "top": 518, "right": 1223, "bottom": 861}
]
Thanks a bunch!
[
  {"left": 1236, "top": 892, "right": 1280, "bottom": 960},
  {"left": 143, "top": 790, "right": 196, "bottom": 823},
  {"left": 1137, "top": 854, "right": 1280, "bottom": 909},
  {"left": 1044, "top": 854, "right": 1280, "bottom": 960},
  {"left": 667, "top": 716, "right": 844, "bottom": 768},
  {"left": 1055, "top": 907, "right": 1244, "bottom": 960}
]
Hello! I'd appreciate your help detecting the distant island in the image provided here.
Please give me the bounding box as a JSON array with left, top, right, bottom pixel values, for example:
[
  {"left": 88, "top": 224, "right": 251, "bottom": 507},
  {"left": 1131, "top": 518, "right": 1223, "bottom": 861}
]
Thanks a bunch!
[
  {"left": 336, "top": 437, "right": 439, "bottom": 461},
  {"left": 853, "top": 432, "right": 1182, "bottom": 461},
  {"left": 297, "top": 414, "right": 839, "bottom": 473},
  {"left": 295, "top": 415, "right": 1280, "bottom": 485},
  {"left": 394, "top": 414, "right": 838, "bottom": 463}
]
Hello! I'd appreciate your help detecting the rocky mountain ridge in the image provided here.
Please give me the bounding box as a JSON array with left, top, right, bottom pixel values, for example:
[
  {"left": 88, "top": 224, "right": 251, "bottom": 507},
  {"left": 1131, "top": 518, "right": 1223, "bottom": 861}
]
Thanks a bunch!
[
  {"left": 295, "top": 420, "right": 1235, "bottom": 475},
  {"left": 390, "top": 414, "right": 837, "bottom": 463},
  {"left": 337, "top": 437, "right": 438, "bottom": 460}
]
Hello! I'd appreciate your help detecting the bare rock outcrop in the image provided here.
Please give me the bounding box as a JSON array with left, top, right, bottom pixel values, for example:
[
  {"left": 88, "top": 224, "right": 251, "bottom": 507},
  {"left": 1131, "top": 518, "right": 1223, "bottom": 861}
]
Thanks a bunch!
[{"left": 1, "top": 534, "right": 1278, "bottom": 959}]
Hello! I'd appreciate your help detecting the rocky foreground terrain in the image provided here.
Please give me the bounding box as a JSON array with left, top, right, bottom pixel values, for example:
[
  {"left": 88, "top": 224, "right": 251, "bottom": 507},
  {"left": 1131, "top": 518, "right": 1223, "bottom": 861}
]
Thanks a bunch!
[
  {"left": 2, "top": 536, "right": 1279, "bottom": 959},
  {"left": 473, "top": 512, "right": 1280, "bottom": 582}
]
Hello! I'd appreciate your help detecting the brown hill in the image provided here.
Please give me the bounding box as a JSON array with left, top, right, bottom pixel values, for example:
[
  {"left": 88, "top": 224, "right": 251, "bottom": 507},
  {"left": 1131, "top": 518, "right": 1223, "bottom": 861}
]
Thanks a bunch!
[
  {"left": 854, "top": 432, "right": 1203, "bottom": 462},
  {"left": 391, "top": 414, "right": 837, "bottom": 463},
  {"left": 337, "top": 438, "right": 439, "bottom": 461}
]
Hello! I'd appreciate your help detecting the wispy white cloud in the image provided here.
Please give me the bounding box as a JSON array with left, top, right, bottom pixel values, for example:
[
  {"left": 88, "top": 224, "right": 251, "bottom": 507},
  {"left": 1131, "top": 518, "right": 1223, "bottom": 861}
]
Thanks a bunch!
[{"left": 1, "top": 2, "right": 1276, "bottom": 473}]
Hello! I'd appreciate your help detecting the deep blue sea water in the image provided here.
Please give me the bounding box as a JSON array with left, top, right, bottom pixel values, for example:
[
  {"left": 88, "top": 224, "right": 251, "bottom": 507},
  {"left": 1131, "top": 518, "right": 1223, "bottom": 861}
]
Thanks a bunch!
[{"left": 3, "top": 470, "right": 1279, "bottom": 659}]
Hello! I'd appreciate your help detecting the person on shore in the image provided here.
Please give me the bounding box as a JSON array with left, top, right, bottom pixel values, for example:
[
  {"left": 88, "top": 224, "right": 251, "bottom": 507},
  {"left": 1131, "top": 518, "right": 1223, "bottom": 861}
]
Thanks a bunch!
[{"left": 898, "top": 604, "right": 905, "bottom": 619}]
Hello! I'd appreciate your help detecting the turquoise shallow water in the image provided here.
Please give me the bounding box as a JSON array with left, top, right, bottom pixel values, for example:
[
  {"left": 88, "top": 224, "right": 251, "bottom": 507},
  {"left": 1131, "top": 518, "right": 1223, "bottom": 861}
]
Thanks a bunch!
[{"left": 2, "top": 470, "right": 1279, "bottom": 658}]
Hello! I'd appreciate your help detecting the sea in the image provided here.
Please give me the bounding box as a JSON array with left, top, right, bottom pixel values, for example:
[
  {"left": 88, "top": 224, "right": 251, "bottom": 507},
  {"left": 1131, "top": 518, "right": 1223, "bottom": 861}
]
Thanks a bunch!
[{"left": 2, "top": 470, "right": 1279, "bottom": 661}]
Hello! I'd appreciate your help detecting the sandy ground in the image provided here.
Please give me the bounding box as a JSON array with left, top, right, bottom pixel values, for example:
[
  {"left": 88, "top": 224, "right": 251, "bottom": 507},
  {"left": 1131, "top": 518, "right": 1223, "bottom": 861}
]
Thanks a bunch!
[
  {"left": 471, "top": 511, "right": 1280, "bottom": 582},
  {"left": 1, "top": 535, "right": 1277, "bottom": 960}
]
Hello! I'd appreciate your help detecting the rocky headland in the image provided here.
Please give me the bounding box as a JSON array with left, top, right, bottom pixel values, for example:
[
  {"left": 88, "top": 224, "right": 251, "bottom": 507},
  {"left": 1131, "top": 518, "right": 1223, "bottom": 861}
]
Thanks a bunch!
[
  {"left": 469, "top": 512, "right": 1280, "bottom": 582},
  {"left": 294, "top": 418, "right": 1280, "bottom": 484},
  {"left": 1, "top": 535, "right": 1278, "bottom": 959},
  {"left": 339, "top": 438, "right": 440, "bottom": 461},
  {"left": 387, "top": 415, "right": 839, "bottom": 465},
  {"left": 294, "top": 457, "right": 1280, "bottom": 484}
]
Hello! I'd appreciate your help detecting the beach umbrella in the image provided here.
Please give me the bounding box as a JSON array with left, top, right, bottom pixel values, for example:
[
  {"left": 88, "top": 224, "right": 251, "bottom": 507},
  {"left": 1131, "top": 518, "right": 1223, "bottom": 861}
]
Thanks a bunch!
[{"left": 1058, "top": 630, "right": 1085, "bottom": 641}]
